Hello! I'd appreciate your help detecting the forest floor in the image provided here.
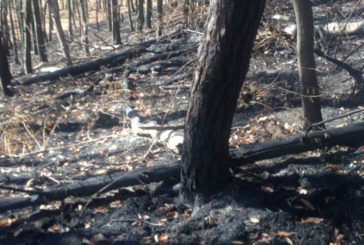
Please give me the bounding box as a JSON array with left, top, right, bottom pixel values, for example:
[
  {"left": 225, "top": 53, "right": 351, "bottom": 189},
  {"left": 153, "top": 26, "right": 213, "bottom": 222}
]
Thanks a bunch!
[{"left": 0, "top": 0, "right": 364, "bottom": 244}]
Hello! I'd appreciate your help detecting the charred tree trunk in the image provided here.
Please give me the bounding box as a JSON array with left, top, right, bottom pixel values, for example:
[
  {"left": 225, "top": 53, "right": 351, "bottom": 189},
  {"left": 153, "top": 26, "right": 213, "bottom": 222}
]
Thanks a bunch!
[
  {"left": 137, "top": 0, "right": 144, "bottom": 31},
  {"left": 112, "top": 0, "right": 122, "bottom": 44},
  {"left": 23, "top": 0, "right": 33, "bottom": 74},
  {"left": 292, "top": 0, "right": 323, "bottom": 128},
  {"left": 127, "top": 0, "right": 135, "bottom": 31},
  {"left": 0, "top": 33, "right": 13, "bottom": 97},
  {"left": 181, "top": 0, "right": 266, "bottom": 201},
  {"left": 146, "top": 0, "right": 152, "bottom": 28},
  {"left": 156, "top": 0, "right": 163, "bottom": 37},
  {"left": 32, "top": 0, "right": 48, "bottom": 62}
]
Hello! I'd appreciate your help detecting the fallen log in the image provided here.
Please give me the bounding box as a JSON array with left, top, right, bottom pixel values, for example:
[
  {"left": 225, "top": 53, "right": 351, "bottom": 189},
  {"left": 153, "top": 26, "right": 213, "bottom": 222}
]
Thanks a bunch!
[
  {"left": 15, "top": 30, "right": 192, "bottom": 86},
  {"left": 229, "top": 121, "right": 364, "bottom": 166},
  {"left": 0, "top": 161, "right": 180, "bottom": 212},
  {"left": 16, "top": 44, "right": 154, "bottom": 86},
  {"left": 2, "top": 121, "right": 364, "bottom": 213}
]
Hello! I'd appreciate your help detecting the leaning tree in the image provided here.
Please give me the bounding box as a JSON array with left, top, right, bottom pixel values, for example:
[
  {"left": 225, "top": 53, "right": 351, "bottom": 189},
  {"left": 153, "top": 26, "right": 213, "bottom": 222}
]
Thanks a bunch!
[{"left": 181, "top": 0, "right": 266, "bottom": 202}]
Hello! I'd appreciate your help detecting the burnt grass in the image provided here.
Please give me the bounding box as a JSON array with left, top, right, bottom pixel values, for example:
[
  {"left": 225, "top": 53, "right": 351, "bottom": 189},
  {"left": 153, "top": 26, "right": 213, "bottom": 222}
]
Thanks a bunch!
[{"left": 1, "top": 0, "right": 364, "bottom": 244}]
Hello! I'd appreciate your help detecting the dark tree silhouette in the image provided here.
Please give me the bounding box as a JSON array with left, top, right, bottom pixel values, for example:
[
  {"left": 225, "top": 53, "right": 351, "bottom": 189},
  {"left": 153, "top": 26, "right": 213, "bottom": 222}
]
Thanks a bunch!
[{"left": 181, "top": 0, "right": 266, "bottom": 201}]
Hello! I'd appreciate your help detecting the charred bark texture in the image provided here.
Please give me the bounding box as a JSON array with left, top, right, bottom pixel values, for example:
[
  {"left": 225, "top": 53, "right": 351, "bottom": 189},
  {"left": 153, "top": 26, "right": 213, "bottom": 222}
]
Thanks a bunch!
[{"left": 181, "top": 0, "right": 266, "bottom": 200}]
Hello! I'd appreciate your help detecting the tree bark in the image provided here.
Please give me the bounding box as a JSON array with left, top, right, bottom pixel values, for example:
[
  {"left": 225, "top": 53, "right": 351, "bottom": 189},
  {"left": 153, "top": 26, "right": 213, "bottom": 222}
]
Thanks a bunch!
[
  {"left": 181, "top": 0, "right": 266, "bottom": 201},
  {"left": 292, "top": 0, "right": 323, "bottom": 128}
]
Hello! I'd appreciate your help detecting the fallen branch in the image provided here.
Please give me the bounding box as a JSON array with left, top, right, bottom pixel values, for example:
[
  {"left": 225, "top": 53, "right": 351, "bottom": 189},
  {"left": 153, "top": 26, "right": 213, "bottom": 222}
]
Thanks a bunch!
[
  {"left": 0, "top": 161, "right": 180, "bottom": 212},
  {"left": 230, "top": 121, "right": 364, "bottom": 166},
  {"left": 16, "top": 44, "right": 153, "bottom": 86},
  {"left": 314, "top": 49, "right": 364, "bottom": 86}
]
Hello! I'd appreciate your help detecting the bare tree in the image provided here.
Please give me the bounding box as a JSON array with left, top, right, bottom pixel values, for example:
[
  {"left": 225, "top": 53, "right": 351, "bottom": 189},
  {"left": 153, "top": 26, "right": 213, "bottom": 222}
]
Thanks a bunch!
[
  {"left": 112, "top": 0, "right": 121, "bottom": 44},
  {"left": 292, "top": 0, "right": 323, "bottom": 127},
  {"left": 127, "top": 0, "right": 135, "bottom": 31},
  {"left": 146, "top": 0, "right": 152, "bottom": 28},
  {"left": 23, "top": 0, "right": 33, "bottom": 74},
  {"left": 181, "top": 0, "right": 266, "bottom": 201},
  {"left": 32, "top": 0, "right": 48, "bottom": 62},
  {"left": 79, "top": 0, "right": 90, "bottom": 56},
  {"left": 67, "top": 0, "right": 73, "bottom": 38},
  {"left": 0, "top": 31, "right": 13, "bottom": 97},
  {"left": 48, "top": 0, "right": 72, "bottom": 65},
  {"left": 137, "top": 0, "right": 144, "bottom": 31},
  {"left": 156, "top": 0, "right": 163, "bottom": 37}
]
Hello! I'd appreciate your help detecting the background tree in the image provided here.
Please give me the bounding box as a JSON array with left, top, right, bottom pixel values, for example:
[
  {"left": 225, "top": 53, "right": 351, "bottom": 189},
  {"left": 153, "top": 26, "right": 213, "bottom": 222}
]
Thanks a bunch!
[
  {"left": 156, "top": 0, "right": 163, "bottom": 37},
  {"left": 67, "top": 0, "right": 73, "bottom": 38},
  {"left": 23, "top": 0, "right": 33, "bottom": 74},
  {"left": 127, "top": 0, "right": 135, "bottom": 31},
  {"left": 79, "top": 0, "right": 90, "bottom": 56},
  {"left": 48, "top": 0, "right": 72, "bottom": 65},
  {"left": 146, "top": 0, "right": 152, "bottom": 29},
  {"left": 292, "top": 0, "right": 323, "bottom": 127},
  {"left": 0, "top": 31, "right": 13, "bottom": 97},
  {"left": 137, "top": 0, "right": 144, "bottom": 31},
  {"left": 181, "top": 0, "right": 266, "bottom": 201},
  {"left": 112, "top": 0, "right": 122, "bottom": 44},
  {"left": 32, "top": 0, "right": 48, "bottom": 62}
]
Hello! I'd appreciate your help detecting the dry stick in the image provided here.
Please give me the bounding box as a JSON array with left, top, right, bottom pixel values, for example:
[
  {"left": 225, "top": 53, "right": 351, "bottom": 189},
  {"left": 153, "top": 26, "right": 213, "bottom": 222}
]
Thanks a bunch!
[
  {"left": 21, "top": 122, "right": 42, "bottom": 150},
  {"left": 342, "top": 0, "right": 362, "bottom": 35},
  {"left": 342, "top": 42, "right": 364, "bottom": 62},
  {"left": 332, "top": 0, "right": 362, "bottom": 58},
  {"left": 92, "top": 31, "right": 118, "bottom": 50},
  {"left": 314, "top": 49, "right": 364, "bottom": 94}
]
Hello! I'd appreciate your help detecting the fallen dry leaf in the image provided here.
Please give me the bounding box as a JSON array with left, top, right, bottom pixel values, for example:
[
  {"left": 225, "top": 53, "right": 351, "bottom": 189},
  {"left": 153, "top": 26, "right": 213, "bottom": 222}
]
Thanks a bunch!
[{"left": 298, "top": 217, "right": 324, "bottom": 224}]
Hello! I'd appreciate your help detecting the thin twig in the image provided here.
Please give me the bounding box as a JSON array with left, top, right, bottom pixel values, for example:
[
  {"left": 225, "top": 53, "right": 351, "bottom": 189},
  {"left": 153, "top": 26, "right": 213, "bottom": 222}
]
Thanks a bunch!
[{"left": 305, "top": 107, "right": 364, "bottom": 135}]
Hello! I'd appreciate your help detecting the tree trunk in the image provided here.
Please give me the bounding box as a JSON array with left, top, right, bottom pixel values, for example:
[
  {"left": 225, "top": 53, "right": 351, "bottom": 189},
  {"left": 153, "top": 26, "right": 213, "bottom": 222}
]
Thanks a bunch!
[
  {"left": 181, "top": 0, "right": 266, "bottom": 201},
  {"left": 0, "top": 33, "right": 13, "bottom": 97},
  {"left": 112, "top": 0, "right": 121, "bottom": 44},
  {"left": 107, "top": 0, "right": 112, "bottom": 31},
  {"left": 127, "top": 0, "right": 134, "bottom": 31},
  {"left": 48, "top": 0, "right": 72, "bottom": 65},
  {"left": 137, "top": 0, "right": 144, "bottom": 31},
  {"left": 156, "top": 0, "right": 163, "bottom": 37},
  {"left": 32, "top": 0, "right": 48, "bottom": 62},
  {"left": 79, "top": 0, "right": 90, "bottom": 56},
  {"left": 23, "top": 0, "right": 33, "bottom": 74},
  {"left": 146, "top": 0, "right": 152, "bottom": 28},
  {"left": 95, "top": 0, "right": 100, "bottom": 31},
  {"left": 67, "top": 0, "right": 73, "bottom": 38},
  {"left": 8, "top": 0, "right": 19, "bottom": 64},
  {"left": 292, "top": 0, "right": 323, "bottom": 128}
]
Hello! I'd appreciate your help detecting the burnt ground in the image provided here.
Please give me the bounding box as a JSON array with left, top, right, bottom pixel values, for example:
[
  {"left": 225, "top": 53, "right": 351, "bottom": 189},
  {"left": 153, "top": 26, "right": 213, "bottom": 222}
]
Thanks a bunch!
[{"left": 0, "top": 0, "right": 364, "bottom": 244}]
